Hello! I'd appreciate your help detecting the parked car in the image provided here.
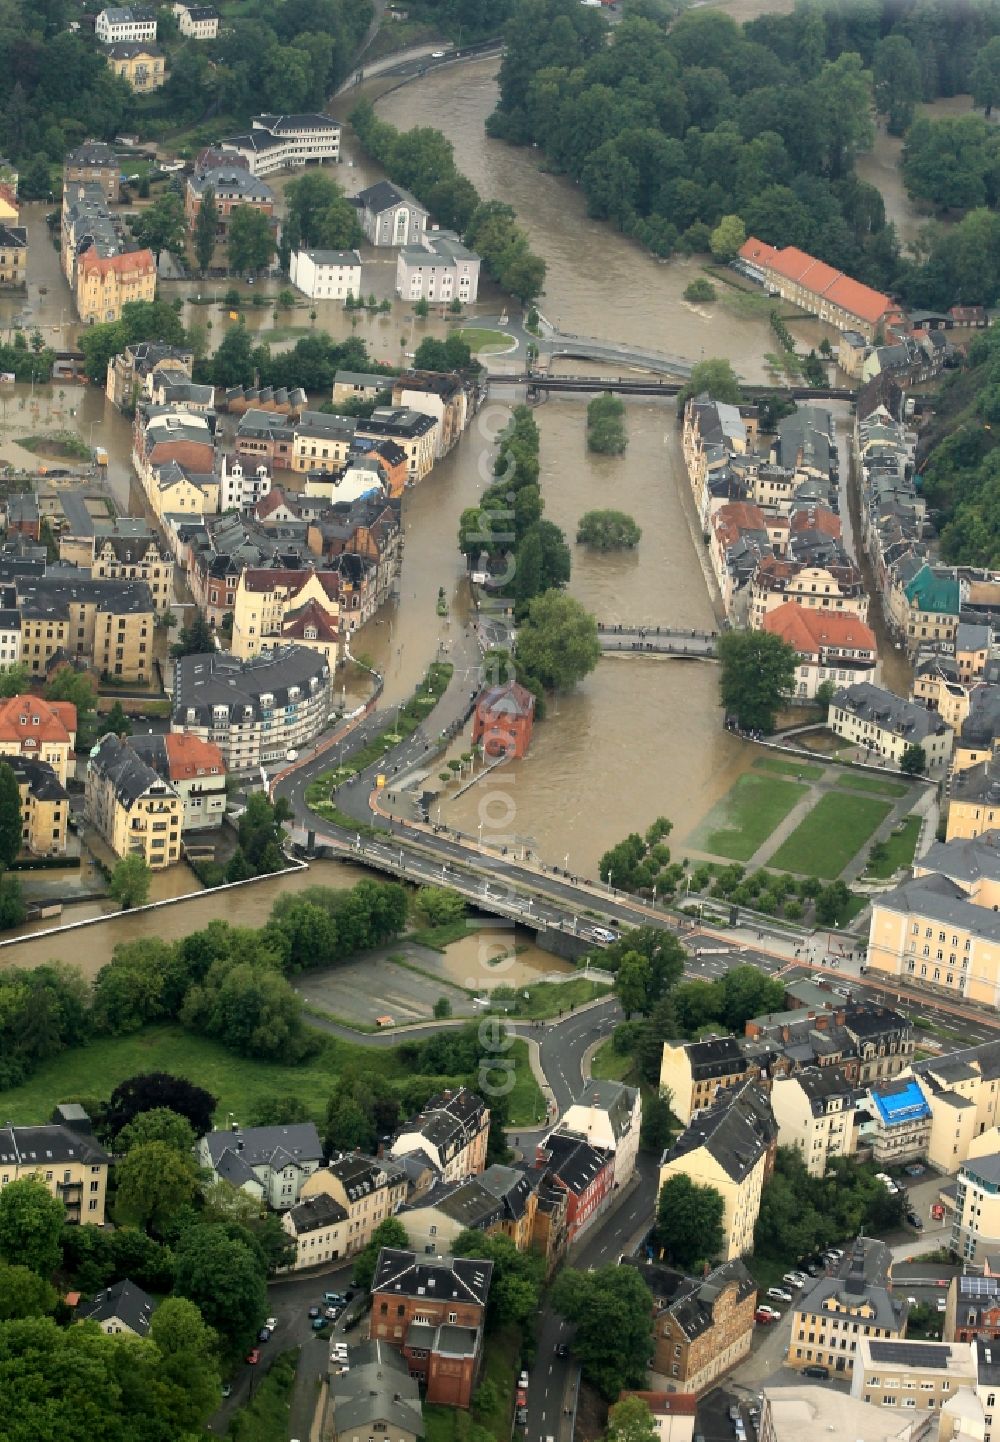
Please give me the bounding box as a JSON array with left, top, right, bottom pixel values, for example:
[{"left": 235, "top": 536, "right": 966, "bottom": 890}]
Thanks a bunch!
[
  {"left": 907, "top": 1212, "right": 924, "bottom": 1231},
  {"left": 758, "top": 1305, "right": 780, "bottom": 1319},
  {"left": 555, "top": 1343, "right": 569, "bottom": 1358},
  {"left": 308, "top": 1306, "right": 321, "bottom": 1318},
  {"left": 728, "top": 1406, "right": 742, "bottom": 1423},
  {"left": 802, "top": 1365, "right": 830, "bottom": 1380},
  {"left": 246, "top": 1349, "right": 260, "bottom": 1365},
  {"left": 825, "top": 1248, "right": 845, "bottom": 1260},
  {"left": 518, "top": 1370, "right": 530, "bottom": 1388},
  {"left": 266, "top": 1317, "right": 277, "bottom": 1331},
  {"left": 766, "top": 1288, "right": 792, "bottom": 1304},
  {"left": 937, "top": 1298, "right": 947, "bottom": 1313},
  {"left": 905, "top": 1164, "right": 925, "bottom": 1177},
  {"left": 931, "top": 1204, "right": 946, "bottom": 1221},
  {"left": 221, "top": 1382, "right": 232, "bottom": 1398},
  {"left": 258, "top": 1327, "right": 271, "bottom": 1343},
  {"left": 311, "top": 1317, "right": 326, "bottom": 1331},
  {"left": 516, "top": 1407, "right": 528, "bottom": 1427},
  {"left": 590, "top": 927, "right": 619, "bottom": 943},
  {"left": 324, "top": 1306, "right": 341, "bottom": 1320},
  {"left": 324, "top": 1293, "right": 346, "bottom": 1306},
  {"left": 782, "top": 1273, "right": 805, "bottom": 1288},
  {"left": 755, "top": 1308, "right": 776, "bottom": 1324}
]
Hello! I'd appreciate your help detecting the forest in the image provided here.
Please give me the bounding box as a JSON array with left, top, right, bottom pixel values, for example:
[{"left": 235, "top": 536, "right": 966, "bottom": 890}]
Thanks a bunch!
[{"left": 487, "top": 0, "right": 1000, "bottom": 308}]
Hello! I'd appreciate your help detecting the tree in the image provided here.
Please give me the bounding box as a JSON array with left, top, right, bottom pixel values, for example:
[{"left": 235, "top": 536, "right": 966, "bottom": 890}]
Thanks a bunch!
[
  {"left": 677, "top": 358, "right": 742, "bottom": 412},
  {"left": 193, "top": 185, "right": 219, "bottom": 274},
  {"left": 115, "top": 1140, "right": 200, "bottom": 1233},
  {"left": 550, "top": 1265, "right": 654, "bottom": 1399},
  {"left": 181, "top": 959, "right": 305, "bottom": 1060},
  {"left": 452, "top": 1229, "right": 543, "bottom": 1331},
  {"left": 209, "top": 321, "right": 255, "bottom": 388},
  {"left": 433, "top": 995, "right": 453, "bottom": 1019},
  {"left": 710, "top": 213, "right": 746, "bottom": 261},
  {"left": 44, "top": 666, "right": 97, "bottom": 733},
  {"left": 973, "top": 36, "right": 1000, "bottom": 118},
  {"left": 873, "top": 35, "right": 921, "bottom": 135},
  {"left": 133, "top": 190, "right": 187, "bottom": 260},
  {"left": 900, "top": 743, "right": 927, "bottom": 776},
  {"left": 717, "top": 629, "right": 797, "bottom": 732},
  {"left": 0, "top": 1177, "right": 64, "bottom": 1276},
  {"left": 515, "top": 590, "right": 600, "bottom": 691},
  {"left": 0, "top": 662, "right": 28, "bottom": 697},
  {"left": 655, "top": 1173, "right": 724, "bottom": 1268},
  {"left": 97, "top": 700, "right": 132, "bottom": 738},
  {"left": 352, "top": 1217, "right": 410, "bottom": 1291},
  {"left": 103, "top": 1071, "right": 218, "bottom": 1140},
  {"left": 170, "top": 613, "right": 216, "bottom": 658},
  {"left": 285, "top": 171, "right": 361, "bottom": 249},
  {"left": 816, "top": 678, "right": 836, "bottom": 709},
  {"left": 576, "top": 510, "right": 642, "bottom": 549},
  {"left": 174, "top": 1223, "right": 267, "bottom": 1357},
  {"left": 109, "top": 855, "right": 152, "bottom": 911},
  {"left": 148, "top": 1296, "right": 221, "bottom": 1433},
  {"left": 615, "top": 951, "right": 652, "bottom": 1019},
  {"left": 228, "top": 206, "right": 275, "bottom": 275},
  {"left": 115, "top": 1107, "right": 196, "bottom": 1155},
  {"left": 720, "top": 965, "right": 785, "bottom": 1031},
  {"left": 814, "top": 879, "right": 852, "bottom": 927},
  {"left": 0, "top": 763, "right": 20, "bottom": 869},
  {"left": 417, "top": 886, "right": 467, "bottom": 926},
  {"left": 0, "top": 1260, "right": 57, "bottom": 1320},
  {"left": 607, "top": 1395, "right": 660, "bottom": 1442}
]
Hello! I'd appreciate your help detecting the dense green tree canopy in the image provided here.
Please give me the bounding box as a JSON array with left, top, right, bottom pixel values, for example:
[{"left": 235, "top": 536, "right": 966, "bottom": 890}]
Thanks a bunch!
[
  {"left": 655, "top": 1173, "right": 725, "bottom": 1269},
  {"left": 717, "top": 629, "right": 797, "bottom": 733},
  {"left": 551, "top": 1264, "right": 654, "bottom": 1399},
  {"left": 0, "top": 1178, "right": 64, "bottom": 1277},
  {"left": 515, "top": 590, "right": 600, "bottom": 690}
]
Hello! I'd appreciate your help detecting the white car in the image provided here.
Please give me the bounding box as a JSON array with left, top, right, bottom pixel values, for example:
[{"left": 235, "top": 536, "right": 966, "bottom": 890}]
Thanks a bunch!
[
  {"left": 782, "top": 1273, "right": 805, "bottom": 1288},
  {"left": 758, "top": 1304, "right": 781, "bottom": 1319},
  {"left": 937, "top": 1298, "right": 947, "bottom": 1313},
  {"left": 265, "top": 1317, "right": 277, "bottom": 1331},
  {"left": 590, "top": 927, "right": 619, "bottom": 944},
  {"left": 766, "top": 1288, "right": 792, "bottom": 1304}
]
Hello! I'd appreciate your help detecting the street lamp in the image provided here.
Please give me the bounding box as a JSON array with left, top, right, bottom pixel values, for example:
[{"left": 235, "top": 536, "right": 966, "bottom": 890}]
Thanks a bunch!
[
  {"left": 564, "top": 852, "right": 569, "bottom": 872},
  {"left": 478, "top": 821, "right": 484, "bottom": 847},
  {"left": 606, "top": 871, "right": 613, "bottom": 895}
]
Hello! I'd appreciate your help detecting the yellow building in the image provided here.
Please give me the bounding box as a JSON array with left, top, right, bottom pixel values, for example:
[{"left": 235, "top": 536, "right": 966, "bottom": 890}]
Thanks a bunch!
[
  {"left": 851, "top": 1335, "right": 975, "bottom": 1408},
  {"left": 105, "top": 41, "right": 166, "bottom": 91},
  {"left": 770, "top": 1070, "right": 858, "bottom": 1178},
  {"left": 659, "top": 1037, "right": 758, "bottom": 1126},
  {"left": 952, "top": 1153, "right": 1000, "bottom": 1264},
  {"left": 788, "top": 1238, "right": 906, "bottom": 1377},
  {"left": 0, "top": 693, "right": 76, "bottom": 785},
  {"left": 291, "top": 412, "right": 357, "bottom": 475},
  {"left": 828, "top": 681, "right": 953, "bottom": 771},
  {"left": 231, "top": 568, "right": 341, "bottom": 666},
  {"left": 18, "top": 577, "right": 155, "bottom": 685},
  {"left": 76, "top": 246, "right": 156, "bottom": 325},
  {"left": 911, "top": 1039, "right": 1000, "bottom": 1174},
  {"left": 657, "top": 1082, "right": 775, "bottom": 1261},
  {"left": 9, "top": 758, "right": 69, "bottom": 857},
  {"left": 85, "top": 733, "right": 182, "bottom": 870},
  {"left": 0, "top": 1105, "right": 110, "bottom": 1224},
  {"left": 867, "top": 832, "right": 1000, "bottom": 1006},
  {"left": 0, "top": 224, "right": 26, "bottom": 288},
  {"left": 298, "top": 1153, "right": 408, "bottom": 1258},
  {"left": 59, "top": 531, "right": 175, "bottom": 616},
  {"left": 398, "top": 1165, "right": 538, "bottom": 1258},
  {"left": 281, "top": 1192, "right": 348, "bottom": 1271},
  {"left": 947, "top": 759, "right": 1000, "bottom": 842}
]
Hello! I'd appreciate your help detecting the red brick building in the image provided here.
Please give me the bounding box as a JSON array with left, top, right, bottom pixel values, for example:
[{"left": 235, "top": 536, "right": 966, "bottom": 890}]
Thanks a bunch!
[
  {"left": 369, "top": 1248, "right": 493, "bottom": 1409},
  {"left": 534, "top": 1130, "right": 614, "bottom": 1245},
  {"left": 471, "top": 680, "right": 535, "bottom": 760}
]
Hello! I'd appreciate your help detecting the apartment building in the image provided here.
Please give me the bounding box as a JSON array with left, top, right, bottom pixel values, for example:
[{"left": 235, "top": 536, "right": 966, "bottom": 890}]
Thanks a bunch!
[
  {"left": 9, "top": 757, "right": 69, "bottom": 857},
  {"left": 104, "top": 41, "right": 166, "bottom": 93},
  {"left": 333, "top": 371, "right": 392, "bottom": 406},
  {"left": 400, "top": 1164, "right": 538, "bottom": 1257},
  {"left": 291, "top": 412, "right": 357, "bottom": 475},
  {"left": 95, "top": 6, "right": 157, "bottom": 43},
  {"left": 953, "top": 1153, "right": 1000, "bottom": 1264},
  {"left": 198, "top": 1122, "right": 323, "bottom": 1210},
  {"left": 355, "top": 408, "right": 438, "bottom": 483},
  {"left": 391, "top": 371, "right": 471, "bottom": 459},
  {"left": 625, "top": 1258, "right": 757, "bottom": 1395},
  {"left": 902, "top": 564, "right": 960, "bottom": 657},
  {"left": 85, "top": 733, "right": 182, "bottom": 869},
  {"left": 289, "top": 248, "right": 361, "bottom": 301},
  {"left": 851, "top": 1336, "right": 976, "bottom": 1410},
  {"left": 557, "top": 1079, "right": 642, "bottom": 1189},
  {"left": 739, "top": 237, "right": 903, "bottom": 341},
  {"left": 329, "top": 1342, "right": 423, "bottom": 1442},
  {"left": 62, "top": 182, "right": 120, "bottom": 288},
  {"left": 221, "top": 114, "right": 341, "bottom": 177},
  {"left": 390, "top": 1089, "right": 490, "bottom": 1184},
  {"left": 864, "top": 1077, "right": 932, "bottom": 1165},
  {"left": 660, "top": 1036, "right": 764, "bottom": 1126},
  {"left": 770, "top": 1069, "right": 859, "bottom": 1177},
  {"left": 124, "top": 732, "right": 226, "bottom": 832},
  {"left": 172, "top": 3, "right": 219, "bottom": 38},
  {"left": 759, "top": 1386, "right": 914, "bottom": 1442},
  {"left": 788, "top": 1238, "right": 907, "bottom": 1376},
  {"left": 534, "top": 1129, "right": 614, "bottom": 1244},
  {"left": 0, "top": 1105, "right": 110, "bottom": 1224},
  {"left": 299, "top": 1153, "right": 408, "bottom": 1257},
  {"left": 171, "top": 645, "right": 332, "bottom": 771},
  {"left": 947, "top": 760, "right": 1000, "bottom": 843},
  {"left": 218, "top": 455, "right": 272, "bottom": 513},
  {"left": 658, "top": 1082, "right": 777, "bottom": 1260},
  {"left": 63, "top": 142, "right": 119, "bottom": 204},
  {"left": 85, "top": 532, "right": 174, "bottom": 614},
  {"left": 867, "top": 831, "right": 1000, "bottom": 1006},
  {"left": 0, "top": 693, "right": 76, "bottom": 784},
  {"left": 749, "top": 555, "right": 869, "bottom": 628},
  {"left": 0, "top": 225, "right": 26, "bottom": 287},
  {"left": 185, "top": 167, "right": 275, "bottom": 237},
  {"left": 235, "top": 409, "right": 296, "bottom": 471},
  {"left": 281, "top": 1192, "right": 348, "bottom": 1270},
  {"left": 762, "top": 603, "right": 878, "bottom": 701},
  {"left": 17, "top": 575, "right": 155, "bottom": 684},
  {"left": 944, "top": 1273, "right": 1000, "bottom": 1344},
  {"left": 106, "top": 340, "right": 194, "bottom": 410},
  {"left": 76, "top": 247, "right": 156, "bottom": 324},
  {"left": 395, "top": 231, "right": 481, "bottom": 304},
  {"left": 369, "top": 1248, "right": 492, "bottom": 1408},
  {"left": 230, "top": 567, "right": 341, "bottom": 665},
  {"left": 829, "top": 682, "right": 954, "bottom": 770}
]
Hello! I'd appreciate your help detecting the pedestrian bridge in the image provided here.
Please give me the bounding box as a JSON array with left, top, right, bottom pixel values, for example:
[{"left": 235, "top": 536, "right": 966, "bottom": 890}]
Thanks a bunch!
[{"left": 598, "top": 624, "right": 717, "bottom": 658}]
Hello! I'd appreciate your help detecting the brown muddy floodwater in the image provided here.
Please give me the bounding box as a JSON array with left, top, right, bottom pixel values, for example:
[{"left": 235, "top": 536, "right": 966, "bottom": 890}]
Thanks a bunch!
[{"left": 436, "top": 930, "right": 573, "bottom": 990}]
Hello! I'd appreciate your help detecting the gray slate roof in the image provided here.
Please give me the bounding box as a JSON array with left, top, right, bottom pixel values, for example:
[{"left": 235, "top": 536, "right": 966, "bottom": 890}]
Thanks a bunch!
[
  {"left": 832, "top": 682, "right": 950, "bottom": 742},
  {"left": 371, "top": 1248, "right": 493, "bottom": 1308},
  {"left": 89, "top": 732, "right": 174, "bottom": 808},
  {"left": 203, "top": 1121, "right": 322, "bottom": 1171},
  {"left": 77, "top": 1278, "right": 154, "bottom": 1336},
  {"left": 661, "top": 1080, "right": 776, "bottom": 1183},
  {"left": 332, "top": 1340, "right": 422, "bottom": 1437}
]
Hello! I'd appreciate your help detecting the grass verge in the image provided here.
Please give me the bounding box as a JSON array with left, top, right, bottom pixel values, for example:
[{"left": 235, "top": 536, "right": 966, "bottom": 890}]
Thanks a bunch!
[
  {"left": 865, "top": 815, "right": 921, "bottom": 878},
  {"left": 693, "top": 774, "right": 808, "bottom": 862},
  {"left": 227, "top": 1348, "right": 298, "bottom": 1442},
  {"left": 492, "top": 976, "right": 611, "bottom": 1019},
  {"left": 506, "top": 1039, "right": 546, "bottom": 1127},
  {"left": 406, "top": 917, "right": 478, "bottom": 950},
  {"left": 454, "top": 327, "right": 512, "bottom": 354},
  {"left": 836, "top": 773, "right": 909, "bottom": 798},
  {"left": 769, "top": 791, "right": 893, "bottom": 877},
  {"left": 590, "top": 1038, "right": 636, "bottom": 1083},
  {"left": 753, "top": 756, "right": 823, "bottom": 781}
]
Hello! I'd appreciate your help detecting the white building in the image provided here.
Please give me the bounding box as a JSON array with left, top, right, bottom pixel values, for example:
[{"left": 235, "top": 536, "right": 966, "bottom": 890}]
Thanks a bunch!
[
  {"left": 289, "top": 248, "right": 361, "bottom": 302},
  {"left": 95, "top": 6, "right": 157, "bottom": 43},
  {"left": 395, "top": 231, "right": 481, "bottom": 304},
  {"left": 557, "top": 1079, "right": 642, "bottom": 1190},
  {"left": 219, "top": 454, "right": 272, "bottom": 512},
  {"left": 221, "top": 114, "right": 341, "bottom": 177},
  {"left": 198, "top": 1122, "right": 323, "bottom": 1210},
  {"left": 829, "top": 682, "right": 954, "bottom": 772},
  {"left": 171, "top": 3, "right": 219, "bottom": 38},
  {"left": 770, "top": 1069, "right": 858, "bottom": 1178}
]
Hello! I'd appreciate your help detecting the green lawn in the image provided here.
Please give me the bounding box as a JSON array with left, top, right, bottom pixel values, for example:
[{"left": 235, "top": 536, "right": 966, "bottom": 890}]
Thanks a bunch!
[
  {"left": 491, "top": 976, "right": 611, "bottom": 1020},
  {"left": 454, "top": 327, "right": 513, "bottom": 354},
  {"left": 753, "top": 756, "right": 823, "bottom": 782},
  {"left": 835, "top": 773, "right": 909, "bottom": 798},
  {"left": 406, "top": 918, "right": 477, "bottom": 950},
  {"left": 0, "top": 1023, "right": 542, "bottom": 1129},
  {"left": 590, "top": 1038, "right": 636, "bottom": 1084},
  {"left": 692, "top": 774, "right": 808, "bottom": 861},
  {"left": 769, "top": 791, "right": 893, "bottom": 877},
  {"left": 227, "top": 1349, "right": 298, "bottom": 1441},
  {"left": 865, "top": 815, "right": 922, "bottom": 879}
]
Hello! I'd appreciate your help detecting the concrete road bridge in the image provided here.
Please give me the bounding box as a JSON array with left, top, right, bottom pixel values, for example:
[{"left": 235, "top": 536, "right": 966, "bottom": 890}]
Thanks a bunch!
[{"left": 598, "top": 624, "right": 718, "bottom": 658}]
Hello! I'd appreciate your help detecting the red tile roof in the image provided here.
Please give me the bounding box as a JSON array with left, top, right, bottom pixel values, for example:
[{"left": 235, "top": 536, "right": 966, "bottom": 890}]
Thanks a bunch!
[
  {"left": 620, "top": 1391, "right": 698, "bottom": 1417},
  {"left": 78, "top": 248, "right": 155, "bottom": 280},
  {"left": 0, "top": 694, "right": 76, "bottom": 744},
  {"left": 163, "top": 732, "right": 224, "bottom": 781},
  {"left": 738, "top": 236, "right": 896, "bottom": 326},
  {"left": 790, "top": 505, "right": 842, "bottom": 539},
  {"left": 762, "top": 600, "right": 876, "bottom": 656},
  {"left": 282, "top": 597, "right": 339, "bottom": 642}
]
